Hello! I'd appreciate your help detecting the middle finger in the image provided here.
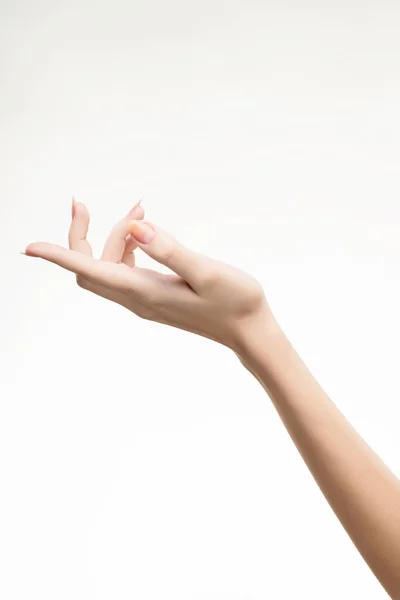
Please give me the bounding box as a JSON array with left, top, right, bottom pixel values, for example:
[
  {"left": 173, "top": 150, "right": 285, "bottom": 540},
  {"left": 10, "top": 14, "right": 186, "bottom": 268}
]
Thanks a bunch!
[{"left": 101, "top": 201, "right": 145, "bottom": 263}]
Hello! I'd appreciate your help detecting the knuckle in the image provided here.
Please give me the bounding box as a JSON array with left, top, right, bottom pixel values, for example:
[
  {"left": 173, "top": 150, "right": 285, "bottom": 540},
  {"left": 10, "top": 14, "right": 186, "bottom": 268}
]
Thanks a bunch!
[
  {"left": 248, "top": 277, "right": 265, "bottom": 301},
  {"left": 134, "top": 306, "right": 154, "bottom": 321},
  {"left": 240, "top": 277, "right": 266, "bottom": 313},
  {"left": 161, "top": 244, "right": 178, "bottom": 265},
  {"left": 76, "top": 275, "right": 88, "bottom": 290},
  {"left": 134, "top": 306, "right": 146, "bottom": 319}
]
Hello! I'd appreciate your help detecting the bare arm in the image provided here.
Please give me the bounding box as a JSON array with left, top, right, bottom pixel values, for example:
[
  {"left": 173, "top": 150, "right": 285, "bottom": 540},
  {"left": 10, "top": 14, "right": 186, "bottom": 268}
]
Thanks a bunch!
[{"left": 236, "top": 314, "right": 400, "bottom": 598}]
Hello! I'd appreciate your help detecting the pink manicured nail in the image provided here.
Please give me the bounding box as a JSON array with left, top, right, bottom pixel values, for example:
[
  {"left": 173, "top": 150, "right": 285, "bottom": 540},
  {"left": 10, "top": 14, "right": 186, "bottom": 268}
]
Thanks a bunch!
[
  {"left": 72, "top": 196, "right": 76, "bottom": 219},
  {"left": 129, "top": 221, "right": 155, "bottom": 244},
  {"left": 126, "top": 199, "right": 143, "bottom": 218}
]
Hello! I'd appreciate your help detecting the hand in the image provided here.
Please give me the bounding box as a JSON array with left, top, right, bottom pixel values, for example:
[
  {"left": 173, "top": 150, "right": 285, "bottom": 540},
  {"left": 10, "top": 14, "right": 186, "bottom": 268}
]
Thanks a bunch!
[{"left": 25, "top": 199, "right": 272, "bottom": 352}]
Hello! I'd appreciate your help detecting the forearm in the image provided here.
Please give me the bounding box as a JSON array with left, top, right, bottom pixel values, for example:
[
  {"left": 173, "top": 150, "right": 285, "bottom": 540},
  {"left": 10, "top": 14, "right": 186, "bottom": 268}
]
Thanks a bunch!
[{"left": 237, "top": 315, "right": 400, "bottom": 598}]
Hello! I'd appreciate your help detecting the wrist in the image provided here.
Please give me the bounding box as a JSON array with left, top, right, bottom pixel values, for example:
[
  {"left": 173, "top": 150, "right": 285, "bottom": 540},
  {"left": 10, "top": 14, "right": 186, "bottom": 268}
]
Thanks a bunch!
[{"left": 233, "top": 307, "right": 286, "bottom": 370}]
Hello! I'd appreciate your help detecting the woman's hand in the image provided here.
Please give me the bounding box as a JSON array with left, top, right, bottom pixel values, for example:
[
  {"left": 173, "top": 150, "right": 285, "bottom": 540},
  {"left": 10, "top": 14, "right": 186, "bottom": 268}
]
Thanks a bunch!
[
  {"left": 24, "top": 199, "right": 400, "bottom": 598},
  {"left": 25, "top": 199, "right": 272, "bottom": 352}
]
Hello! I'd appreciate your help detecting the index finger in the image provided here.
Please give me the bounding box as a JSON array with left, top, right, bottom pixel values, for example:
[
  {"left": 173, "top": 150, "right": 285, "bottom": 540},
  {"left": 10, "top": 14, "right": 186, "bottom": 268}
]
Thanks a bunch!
[{"left": 24, "top": 242, "right": 135, "bottom": 290}]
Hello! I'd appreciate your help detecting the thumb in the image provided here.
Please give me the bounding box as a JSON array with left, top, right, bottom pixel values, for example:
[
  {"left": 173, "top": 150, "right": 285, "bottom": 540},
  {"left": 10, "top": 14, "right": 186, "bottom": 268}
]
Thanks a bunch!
[{"left": 129, "top": 220, "right": 213, "bottom": 293}]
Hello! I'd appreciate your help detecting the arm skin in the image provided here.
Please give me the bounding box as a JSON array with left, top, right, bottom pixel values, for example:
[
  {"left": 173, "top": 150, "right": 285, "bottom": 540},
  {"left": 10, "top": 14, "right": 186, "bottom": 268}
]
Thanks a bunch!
[
  {"left": 25, "top": 199, "right": 400, "bottom": 598},
  {"left": 236, "top": 314, "right": 400, "bottom": 599}
]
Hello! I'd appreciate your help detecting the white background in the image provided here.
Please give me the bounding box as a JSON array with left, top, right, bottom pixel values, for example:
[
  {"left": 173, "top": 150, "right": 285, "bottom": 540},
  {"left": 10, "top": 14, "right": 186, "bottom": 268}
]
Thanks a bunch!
[{"left": 1, "top": 1, "right": 400, "bottom": 598}]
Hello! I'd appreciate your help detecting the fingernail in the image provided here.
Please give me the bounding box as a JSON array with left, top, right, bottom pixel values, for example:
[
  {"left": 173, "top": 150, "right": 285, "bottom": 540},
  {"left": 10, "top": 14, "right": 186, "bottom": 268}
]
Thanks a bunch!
[
  {"left": 72, "top": 196, "right": 76, "bottom": 219},
  {"left": 126, "top": 198, "right": 143, "bottom": 217},
  {"left": 129, "top": 221, "right": 155, "bottom": 244}
]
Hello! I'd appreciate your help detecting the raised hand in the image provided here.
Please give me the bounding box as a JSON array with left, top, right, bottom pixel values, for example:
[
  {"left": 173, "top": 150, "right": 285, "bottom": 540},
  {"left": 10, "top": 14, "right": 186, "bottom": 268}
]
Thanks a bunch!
[
  {"left": 24, "top": 200, "right": 400, "bottom": 599},
  {"left": 25, "top": 199, "right": 270, "bottom": 351}
]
